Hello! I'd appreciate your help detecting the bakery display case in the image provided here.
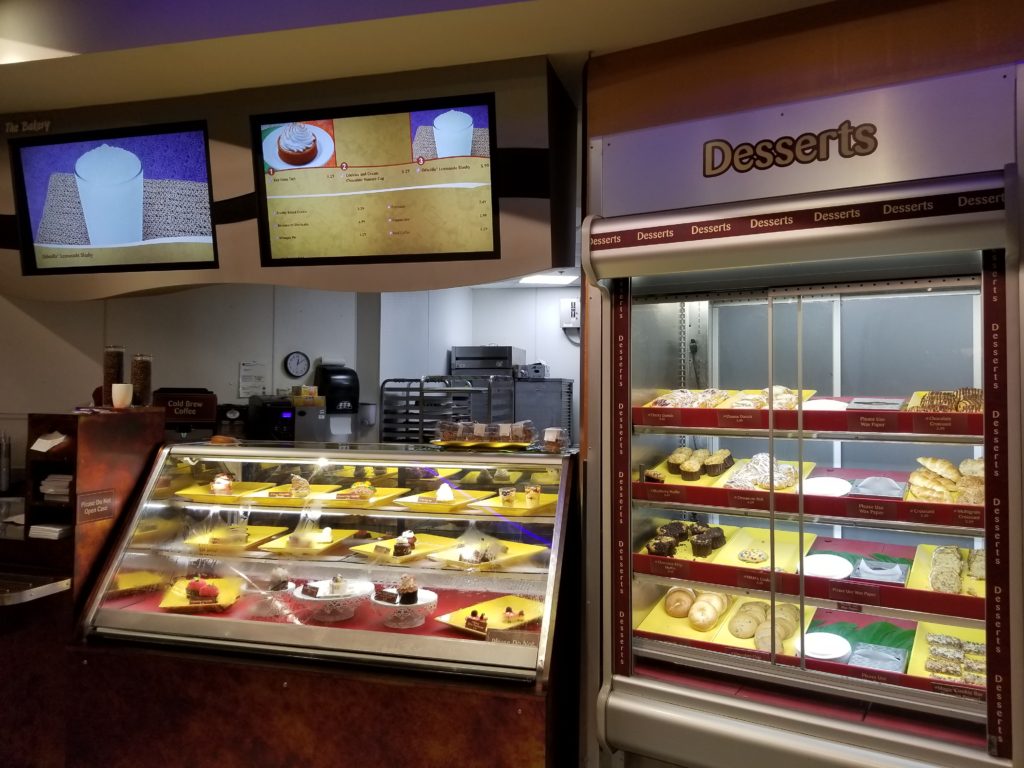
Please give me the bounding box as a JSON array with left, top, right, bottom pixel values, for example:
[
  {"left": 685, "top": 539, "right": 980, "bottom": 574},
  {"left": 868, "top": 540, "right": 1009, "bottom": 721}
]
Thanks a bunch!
[
  {"left": 584, "top": 174, "right": 1020, "bottom": 765},
  {"left": 82, "top": 441, "right": 574, "bottom": 682}
]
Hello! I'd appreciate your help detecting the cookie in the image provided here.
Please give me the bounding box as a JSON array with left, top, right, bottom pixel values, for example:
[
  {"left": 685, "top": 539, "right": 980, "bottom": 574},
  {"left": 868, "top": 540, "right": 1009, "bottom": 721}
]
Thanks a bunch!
[{"left": 738, "top": 548, "right": 768, "bottom": 563}]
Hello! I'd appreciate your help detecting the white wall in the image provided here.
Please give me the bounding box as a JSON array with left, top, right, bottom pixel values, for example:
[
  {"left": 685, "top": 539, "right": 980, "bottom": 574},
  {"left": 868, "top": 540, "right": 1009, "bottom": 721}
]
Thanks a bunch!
[{"left": 2, "top": 282, "right": 579, "bottom": 468}]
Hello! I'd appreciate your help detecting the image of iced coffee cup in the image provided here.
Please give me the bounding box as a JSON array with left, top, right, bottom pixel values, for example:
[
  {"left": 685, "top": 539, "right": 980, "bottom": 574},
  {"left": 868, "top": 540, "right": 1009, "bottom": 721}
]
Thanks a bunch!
[{"left": 74, "top": 144, "right": 144, "bottom": 246}]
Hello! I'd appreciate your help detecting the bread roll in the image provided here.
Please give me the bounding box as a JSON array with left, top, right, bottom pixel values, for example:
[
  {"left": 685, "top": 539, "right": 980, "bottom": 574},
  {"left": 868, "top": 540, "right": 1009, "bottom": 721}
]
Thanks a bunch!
[
  {"left": 688, "top": 600, "right": 720, "bottom": 631},
  {"left": 664, "top": 587, "right": 695, "bottom": 618},
  {"left": 959, "top": 458, "right": 984, "bottom": 478},
  {"left": 958, "top": 486, "right": 984, "bottom": 505}
]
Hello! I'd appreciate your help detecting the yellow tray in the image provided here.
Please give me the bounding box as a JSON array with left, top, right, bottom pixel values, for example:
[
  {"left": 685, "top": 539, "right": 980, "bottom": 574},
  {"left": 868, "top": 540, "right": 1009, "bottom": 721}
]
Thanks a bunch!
[
  {"left": 524, "top": 469, "right": 561, "bottom": 485},
  {"left": 107, "top": 570, "right": 168, "bottom": 598},
  {"left": 904, "top": 488, "right": 973, "bottom": 506},
  {"left": 712, "top": 459, "right": 816, "bottom": 493},
  {"left": 711, "top": 526, "right": 817, "bottom": 573},
  {"left": 635, "top": 589, "right": 736, "bottom": 641},
  {"left": 636, "top": 523, "right": 739, "bottom": 562},
  {"left": 711, "top": 598, "right": 816, "bottom": 655},
  {"left": 641, "top": 389, "right": 737, "bottom": 409},
  {"left": 431, "top": 440, "right": 532, "bottom": 450},
  {"left": 436, "top": 594, "right": 545, "bottom": 637},
  {"left": 467, "top": 491, "right": 558, "bottom": 517},
  {"left": 174, "top": 482, "right": 275, "bottom": 505},
  {"left": 639, "top": 459, "right": 731, "bottom": 487},
  {"left": 309, "top": 487, "right": 411, "bottom": 509},
  {"left": 906, "top": 544, "right": 984, "bottom": 597},
  {"left": 130, "top": 517, "right": 183, "bottom": 545},
  {"left": 349, "top": 532, "right": 457, "bottom": 563},
  {"left": 184, "top": 525, "right": 289, "bottom": 554},
  {"left": 258, "top": 528, "right": 384, "bottom": 556},
  {"left": 430, "top": 538, "right": 549, "bottom": 570},
  {"left": 718, "top": 389, "right": 817, "bottom": 409},
  {"left": 242, "top": 484, "right": 342, "bottom": 507},
  {"left": 906, "top": 621, "right": 986, "bottom": 682},
  {"left": 393, "top": 488, "right": 496, "bottom": 513},
  {"left": 158, "top": 577, "right": 243, "bottom": 613},
  {"left": 330, "top": 466, "right": 399, "bottom": 480},
  {"left": 457, "top": 470, "right": 525, "bottom": 486}
]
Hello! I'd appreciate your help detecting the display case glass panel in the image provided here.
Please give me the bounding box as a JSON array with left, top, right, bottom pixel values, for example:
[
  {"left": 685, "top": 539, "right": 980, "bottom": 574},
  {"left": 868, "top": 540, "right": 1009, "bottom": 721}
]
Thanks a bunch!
[{"left": 83, "top": 442, "right": 572, "bottom": 682}]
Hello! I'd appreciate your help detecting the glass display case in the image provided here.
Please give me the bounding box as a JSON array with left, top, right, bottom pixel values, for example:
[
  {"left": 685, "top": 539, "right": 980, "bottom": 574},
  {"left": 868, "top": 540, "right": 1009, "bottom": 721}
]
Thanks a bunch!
[
  {"left": 82, "top": 441, "right": 574, "bottom": 683},
  {"left": 584, "top": 174, "right": 1019, "bottom": 765}
]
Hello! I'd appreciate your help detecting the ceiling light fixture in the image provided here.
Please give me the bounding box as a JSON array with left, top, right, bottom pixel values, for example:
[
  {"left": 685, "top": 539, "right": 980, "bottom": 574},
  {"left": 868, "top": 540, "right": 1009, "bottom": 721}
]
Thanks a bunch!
[{"left": 518, "top": 273, "right": 579, "bottom": 286}]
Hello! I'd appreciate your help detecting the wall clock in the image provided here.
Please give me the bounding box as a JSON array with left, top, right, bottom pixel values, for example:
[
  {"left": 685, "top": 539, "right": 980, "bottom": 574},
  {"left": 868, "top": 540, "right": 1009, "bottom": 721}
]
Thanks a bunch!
[{"left": 284, "top": 350, "right": 311, "bottom": 378}]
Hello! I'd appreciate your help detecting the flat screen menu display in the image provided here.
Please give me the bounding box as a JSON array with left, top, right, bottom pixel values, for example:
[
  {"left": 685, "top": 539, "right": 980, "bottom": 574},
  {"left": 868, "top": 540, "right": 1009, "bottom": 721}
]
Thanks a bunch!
[
  {"left": 251, "top": 93, "right": 499, "bottom": 265},
  {"left": 10, "top": 121, "right": 218, "bottom": 275}
]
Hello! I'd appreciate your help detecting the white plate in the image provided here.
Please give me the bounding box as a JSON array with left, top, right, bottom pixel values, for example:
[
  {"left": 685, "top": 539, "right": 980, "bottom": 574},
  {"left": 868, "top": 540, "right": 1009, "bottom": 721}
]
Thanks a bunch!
[
  {"left": 802, "top": 399, "right": 848, "bottom": 411},
  {"left": 801, "top": 477, "right": 853, "bottom": 497},
  {"left": 799, "top": 553, "right": 854, "bottom": 579},
  {"left": 794, "top": 632, "right": 852, "bottom": 660},
  {"left": 262, "top": 124, "right": 335, "bottom": 170}
]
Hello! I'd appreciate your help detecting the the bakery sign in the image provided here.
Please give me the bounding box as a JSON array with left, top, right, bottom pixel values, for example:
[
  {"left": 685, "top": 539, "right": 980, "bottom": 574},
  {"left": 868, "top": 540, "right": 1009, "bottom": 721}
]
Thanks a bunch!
[
  {"left": 703, "top": 119, "right": 878, "bottom": 178},
  {"left": 595, "top": 65, "right": 1015, "bottom": 215}
]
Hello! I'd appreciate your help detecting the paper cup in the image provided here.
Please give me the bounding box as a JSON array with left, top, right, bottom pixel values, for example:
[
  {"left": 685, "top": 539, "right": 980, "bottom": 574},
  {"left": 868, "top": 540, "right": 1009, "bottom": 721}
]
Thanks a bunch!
[
  {"left": 432, "top": 110, "right": 474, "bottom": 158},
  {"left": 74, "top": 144, "right": 144, "bottom": 246},
  {"left": 111, "top": 383, "right": 133, "bottom": 408}
]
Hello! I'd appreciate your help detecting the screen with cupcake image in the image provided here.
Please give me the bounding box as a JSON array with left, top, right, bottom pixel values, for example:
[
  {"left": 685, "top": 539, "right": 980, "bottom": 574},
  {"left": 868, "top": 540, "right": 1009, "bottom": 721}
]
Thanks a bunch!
[
  {"left": 251, "top": 93, "right": 498, "bottom": 265},
  {"left": 9, "top": 121, "right": 218, "bottom": 276}
]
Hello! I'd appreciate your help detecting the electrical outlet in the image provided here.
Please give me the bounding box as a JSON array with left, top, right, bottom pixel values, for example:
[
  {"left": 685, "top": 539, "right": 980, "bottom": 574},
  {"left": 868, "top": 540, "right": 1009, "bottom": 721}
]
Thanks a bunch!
[{"left": 560, "top": 297, "right": 581, "bottom": 328}]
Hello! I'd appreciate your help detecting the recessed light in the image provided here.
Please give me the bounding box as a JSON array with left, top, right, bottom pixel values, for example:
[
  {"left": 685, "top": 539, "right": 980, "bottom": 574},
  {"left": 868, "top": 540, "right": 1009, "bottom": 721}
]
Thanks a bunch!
[{"left": 518, "top": 274, "right": 579, "bottom": 286}]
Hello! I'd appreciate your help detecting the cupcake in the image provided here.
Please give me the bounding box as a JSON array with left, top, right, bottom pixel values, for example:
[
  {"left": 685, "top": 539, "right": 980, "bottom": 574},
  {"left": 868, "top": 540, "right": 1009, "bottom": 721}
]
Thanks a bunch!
[
  {"left": 645, "top": 536, "right": 678, "bottom": 556},
  {"left": 706, "top": 526, "right": 727, "bottom": 549},
  {"left": 679, "top": 459, "right": 703, "bottom": 481},
  {"left": 656, "top": 521, "right": 688, "bottom": 541},
  {"left": 690, "top": 533, "right": 714, "bottom": 558},
  {"left": 397, "top": 574, "right": 418, "bottom": 605},
  {"left": 666, "top": 448, "right": 693, "bottom": 475}
]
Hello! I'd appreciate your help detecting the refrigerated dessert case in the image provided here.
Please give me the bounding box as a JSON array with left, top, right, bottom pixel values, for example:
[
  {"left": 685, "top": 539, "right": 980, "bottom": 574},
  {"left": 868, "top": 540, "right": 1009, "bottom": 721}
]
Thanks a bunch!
[
  {"left": 82, "top": 441, "right": 573, "bottom": 682},
  {"left": 584, "top": 175, "right": 1020, "bottom": 766}
]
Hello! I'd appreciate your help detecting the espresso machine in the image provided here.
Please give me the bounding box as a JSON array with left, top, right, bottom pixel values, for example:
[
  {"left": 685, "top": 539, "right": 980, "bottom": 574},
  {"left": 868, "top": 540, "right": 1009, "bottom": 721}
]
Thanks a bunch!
[{"left": 315, "top": 361, "right": 359, "bottom": 442}]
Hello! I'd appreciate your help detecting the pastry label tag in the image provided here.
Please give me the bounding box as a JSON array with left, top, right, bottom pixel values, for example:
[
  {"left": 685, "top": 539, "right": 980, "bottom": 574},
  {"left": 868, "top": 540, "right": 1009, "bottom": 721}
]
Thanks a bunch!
[
  {"left": 835, "top": 602, "right": 864, "bottom": 613},
  {"left": 829, "top": 582, "right": 880, "bottom": 605},
  {"left": 736, "top": 569, "right": 771, "bottom": 591},
  {"left": 640, "top": 484, "right": 686, "bottom": 503},
  {"left": 717, "top": 411, "right": 763, "bottom": 428},
  {"left": 906, "top": 505, "right": 938, "bottom": 523},
  {"left": 930, "top": 681, "right": 986, "bottom": 701},
  {"left": 953, "top": 507, "right": 984, "bottom": 527},
  {"left": 912, "top": 413, "right": 969, "bottom": 434},
  {"left": 726, "top": 490, "right": 770, "bottom": 510},
  {"left": 846, "top": 412, "right": 898, "bottom": 432},
  {"left": 637, "top": 409, "right": 682, "bottom": 427},
  {"left": 644, "top": 555, "right": 690, "bottom": 579}
]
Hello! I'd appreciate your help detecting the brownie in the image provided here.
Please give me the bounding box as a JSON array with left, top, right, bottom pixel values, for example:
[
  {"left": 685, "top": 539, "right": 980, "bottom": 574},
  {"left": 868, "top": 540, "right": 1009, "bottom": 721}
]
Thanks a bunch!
[
  {"left": 706, "top": 526, "right": 727, "bottom": 549},
  {"left": 656, "top": 521, "right": 689, "bottom": 541}
]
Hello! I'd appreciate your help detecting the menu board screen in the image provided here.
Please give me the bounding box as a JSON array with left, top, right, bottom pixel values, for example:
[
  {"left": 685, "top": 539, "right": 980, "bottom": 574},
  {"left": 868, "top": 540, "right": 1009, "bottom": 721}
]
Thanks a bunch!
[
  {"left": 10, "top": 121, "right": 218, "bottom": 275},
  {"left": 251, "top": 93, "right": 499, "bottom": 265}
]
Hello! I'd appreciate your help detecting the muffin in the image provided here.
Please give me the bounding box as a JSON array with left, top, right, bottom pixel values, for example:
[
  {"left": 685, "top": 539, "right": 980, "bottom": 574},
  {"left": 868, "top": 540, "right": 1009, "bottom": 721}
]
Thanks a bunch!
[
  {"left": 690, "top": 533, "right": 714, "bottom": 558},
  {"left": 703, "top": 454, "right": 728, "bottom": 476},
  {"left": 706, "top": 526, "right": 727, "bottom": 549},
  {"left": 645, "top": 535, "right": 678, "bottom": 556},
  {"left": 666, "top": 448, "right": 693, "bottom": 475},
  {"left": 680, "top": 459, "right": 703, "bottom": 481},
  {"left": 656, "top": 521, "right": 688, "bottom": 541}
]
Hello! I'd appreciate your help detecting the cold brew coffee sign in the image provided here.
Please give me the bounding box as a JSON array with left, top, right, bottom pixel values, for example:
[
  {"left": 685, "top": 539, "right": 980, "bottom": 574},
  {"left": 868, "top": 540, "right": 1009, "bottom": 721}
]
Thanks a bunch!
[
  {"left": 703, "top": 120, "right": 878, "bottom": 177},
  {"left": 597, "top": 66, "right": 1015, "bottom": 216}
]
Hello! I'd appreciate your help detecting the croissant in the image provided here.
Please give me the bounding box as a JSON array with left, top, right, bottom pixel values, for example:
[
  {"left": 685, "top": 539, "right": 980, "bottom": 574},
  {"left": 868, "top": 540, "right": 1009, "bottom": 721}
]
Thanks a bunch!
[
  {"left": 916, "top": 457, "right": 961, "bottom": 482},
  {"left": 909, "top": 468, "right": 957, "bottom": 492},
  {"left": 910, "top": 484, "right": 955, "bottom": 503}
]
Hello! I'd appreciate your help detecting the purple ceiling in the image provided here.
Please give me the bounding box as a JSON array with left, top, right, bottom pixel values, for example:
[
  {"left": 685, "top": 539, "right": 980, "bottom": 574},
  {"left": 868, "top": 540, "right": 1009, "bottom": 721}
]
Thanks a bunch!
[{"left": 16, "top": 0, "right": 525, "bottom": 53}]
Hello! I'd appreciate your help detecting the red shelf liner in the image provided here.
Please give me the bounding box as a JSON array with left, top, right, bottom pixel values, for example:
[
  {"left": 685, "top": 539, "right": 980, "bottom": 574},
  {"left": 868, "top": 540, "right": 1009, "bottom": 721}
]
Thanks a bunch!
[
  {"left": 102, "top": 585, "right": 542, "bottom": 641},
  {"left": 633, "top": 403, "right": 983, "bottom": 436},
  {"left": 632, "top": 552, "right": 985, "bottom": 621},
  {"left": 633, "top": 471, "right": 985, "bottom": 529}
]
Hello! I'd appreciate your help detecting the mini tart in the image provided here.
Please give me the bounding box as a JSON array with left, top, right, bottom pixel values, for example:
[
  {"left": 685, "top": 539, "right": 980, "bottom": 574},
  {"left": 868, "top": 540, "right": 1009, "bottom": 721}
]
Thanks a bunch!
[{"left": 277, "top": 134, "right": 317, "bottom": 165}]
